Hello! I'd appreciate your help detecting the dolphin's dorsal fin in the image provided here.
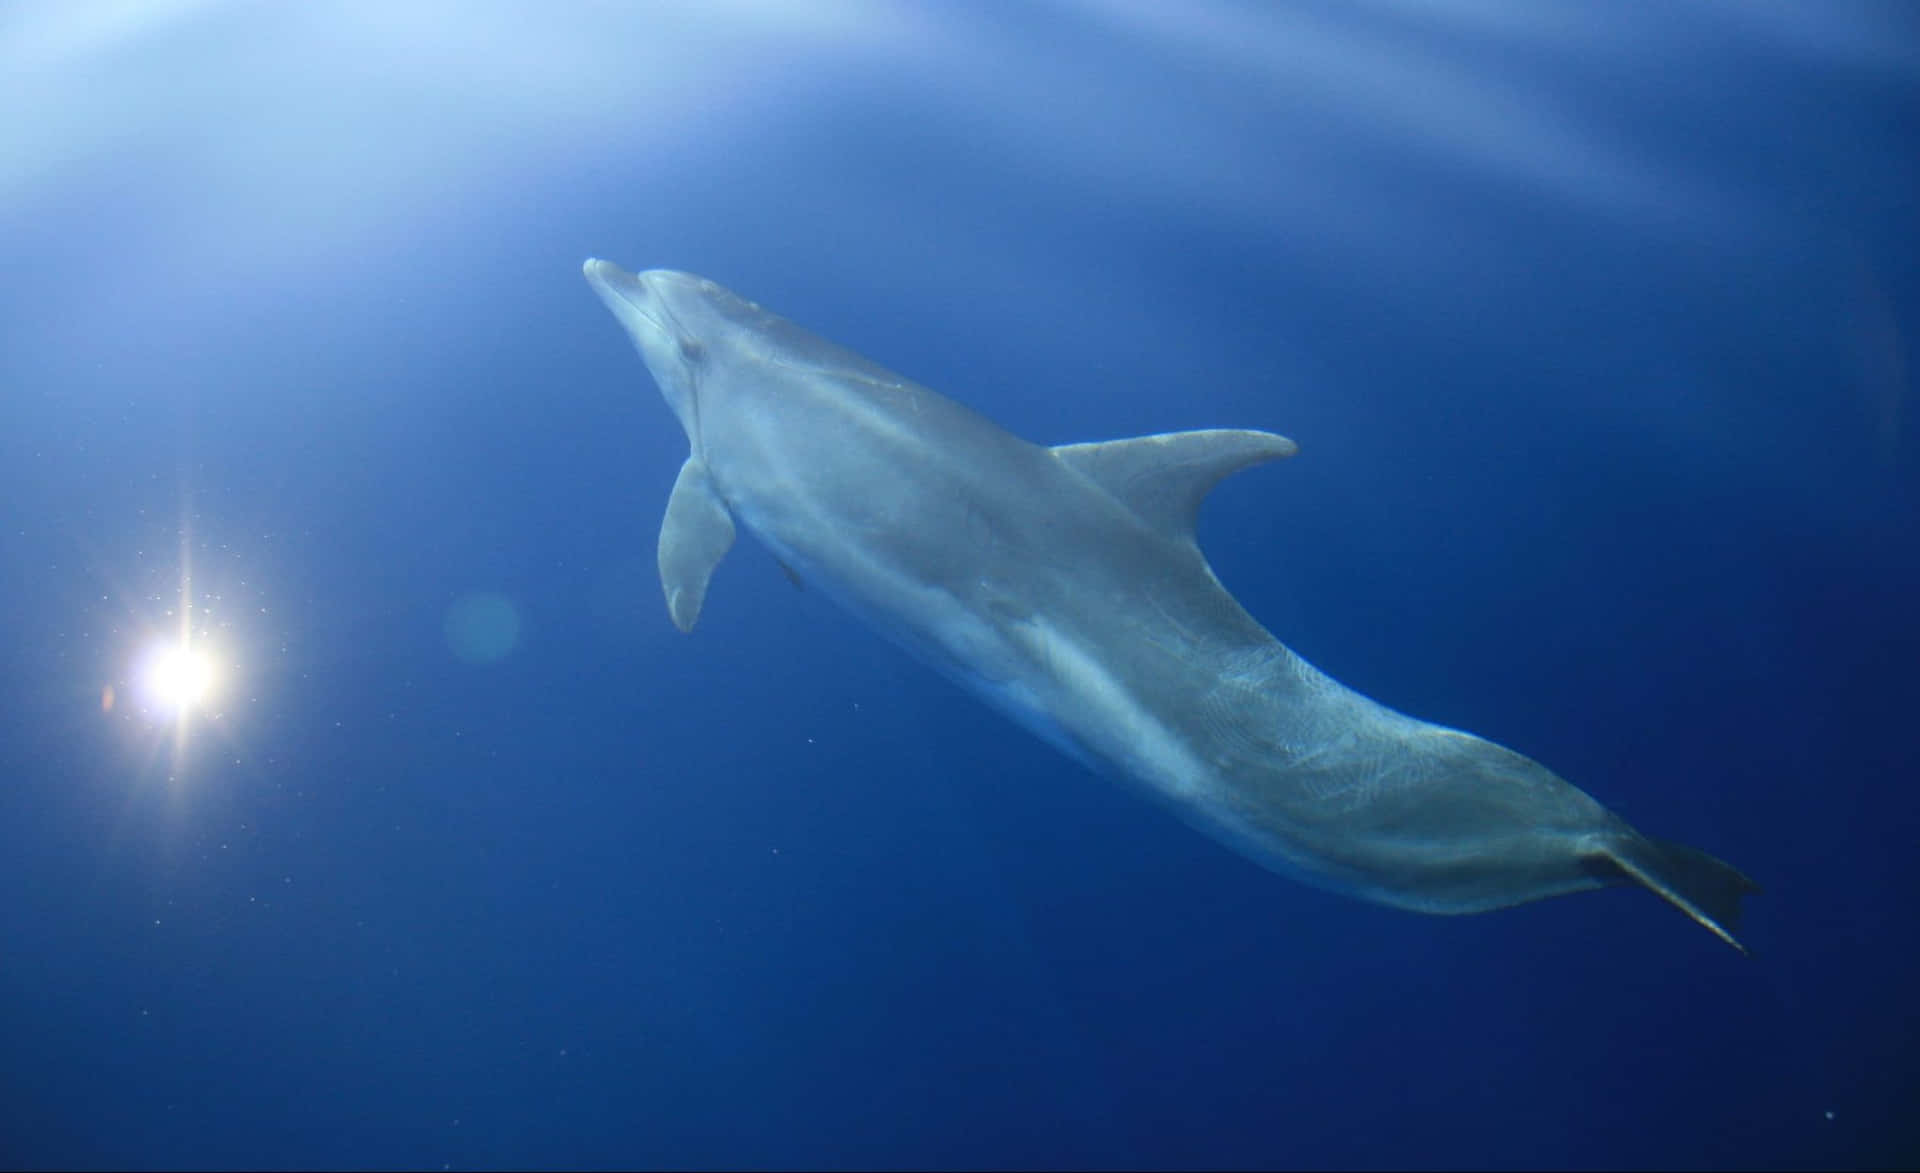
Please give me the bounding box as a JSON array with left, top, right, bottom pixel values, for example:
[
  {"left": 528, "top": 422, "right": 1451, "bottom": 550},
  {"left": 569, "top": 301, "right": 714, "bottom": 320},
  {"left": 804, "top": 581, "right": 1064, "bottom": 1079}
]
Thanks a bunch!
[
  {"left": 1051, "top": 429, "right": 1299, "bottom": 544},
  {"left": 659, "top": 457, "right": 736, "bottom": 632}
]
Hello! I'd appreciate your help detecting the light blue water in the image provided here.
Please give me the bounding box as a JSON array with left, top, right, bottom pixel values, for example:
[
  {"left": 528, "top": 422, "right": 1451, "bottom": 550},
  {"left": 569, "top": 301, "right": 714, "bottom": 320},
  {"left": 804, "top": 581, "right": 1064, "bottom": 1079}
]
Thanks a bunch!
[{"left": 1, "top": 2, "right": 1915, "bottom": 1168}]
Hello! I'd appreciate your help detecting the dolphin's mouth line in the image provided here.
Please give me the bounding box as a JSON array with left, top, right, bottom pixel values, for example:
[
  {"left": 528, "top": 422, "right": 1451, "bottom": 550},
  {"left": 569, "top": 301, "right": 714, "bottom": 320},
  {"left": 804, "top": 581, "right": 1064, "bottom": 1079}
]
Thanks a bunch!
[
  {"left": 631, "top": 273, "right": 686, "bottom": 340},
  {"left": 628, "top": 292, "right": 703, "bottom": 447},
  {"left": 624, "top": 297, "right": 675, "bottom": 340}
]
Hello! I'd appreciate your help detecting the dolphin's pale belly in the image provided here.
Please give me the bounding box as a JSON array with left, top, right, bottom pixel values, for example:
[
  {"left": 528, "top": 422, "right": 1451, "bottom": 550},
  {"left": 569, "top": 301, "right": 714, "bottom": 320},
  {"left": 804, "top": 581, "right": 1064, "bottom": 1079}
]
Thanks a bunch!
[
  {"left": 581, "top": 259, "right": 1759, "bottom": 952},
  {"left": 730, "top": 475, "right": 1457, "bottom": 901}
]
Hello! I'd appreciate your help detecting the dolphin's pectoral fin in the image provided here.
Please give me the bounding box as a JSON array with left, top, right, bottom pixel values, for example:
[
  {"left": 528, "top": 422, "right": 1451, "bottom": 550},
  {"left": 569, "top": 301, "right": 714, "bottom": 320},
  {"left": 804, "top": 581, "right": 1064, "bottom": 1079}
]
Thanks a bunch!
[
  {"left": 1586, "top": 836, "right": 1760, "bottom": 955},
  {"left": 1051, "top": 429, "right": 1299, "bottom": 545},
  {"left": 658, "top": 457, "right": 736, "bottom": 632}
]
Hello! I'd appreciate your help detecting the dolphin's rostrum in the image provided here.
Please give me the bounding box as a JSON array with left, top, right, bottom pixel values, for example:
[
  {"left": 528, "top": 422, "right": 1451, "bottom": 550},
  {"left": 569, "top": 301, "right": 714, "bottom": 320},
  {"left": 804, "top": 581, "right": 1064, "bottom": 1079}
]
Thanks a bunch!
[{"left": 583, "top": 260, "right": 1757, "bottom": 952}]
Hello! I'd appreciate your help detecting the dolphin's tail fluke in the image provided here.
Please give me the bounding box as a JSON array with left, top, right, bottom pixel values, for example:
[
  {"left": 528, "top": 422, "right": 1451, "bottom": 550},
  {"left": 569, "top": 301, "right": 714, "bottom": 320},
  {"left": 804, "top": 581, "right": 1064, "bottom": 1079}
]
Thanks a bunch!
[{"left": 1594, "top": 835, "right": 1759, "bottom": 955}]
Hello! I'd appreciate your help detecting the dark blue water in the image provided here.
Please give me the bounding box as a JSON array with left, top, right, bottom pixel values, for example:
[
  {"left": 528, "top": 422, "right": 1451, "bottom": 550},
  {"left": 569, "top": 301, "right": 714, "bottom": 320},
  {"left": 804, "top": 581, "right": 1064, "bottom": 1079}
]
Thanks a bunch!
[{"left": 2, "top": 2, "right": 1915, "bottom": 1168}]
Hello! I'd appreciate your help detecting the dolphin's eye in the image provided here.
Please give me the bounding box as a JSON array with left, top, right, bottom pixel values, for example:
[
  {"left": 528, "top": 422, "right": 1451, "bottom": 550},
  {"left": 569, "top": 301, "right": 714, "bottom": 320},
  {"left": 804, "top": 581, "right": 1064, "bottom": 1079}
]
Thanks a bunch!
[{"left": 679, "top": 338, "right": 705, "bottom": 363}]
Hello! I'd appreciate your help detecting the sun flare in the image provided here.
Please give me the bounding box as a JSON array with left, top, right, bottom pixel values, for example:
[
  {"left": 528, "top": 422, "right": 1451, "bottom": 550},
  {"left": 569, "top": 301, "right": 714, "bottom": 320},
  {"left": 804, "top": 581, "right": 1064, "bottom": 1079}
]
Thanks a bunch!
[{"left": 140, "top": 642, "right": 218, "bottom": 712}]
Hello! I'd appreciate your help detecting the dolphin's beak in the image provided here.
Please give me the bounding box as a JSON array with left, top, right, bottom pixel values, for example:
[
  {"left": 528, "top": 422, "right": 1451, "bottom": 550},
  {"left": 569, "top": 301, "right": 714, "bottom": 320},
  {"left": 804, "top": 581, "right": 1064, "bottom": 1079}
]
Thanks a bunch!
[
  {"left": 583, "top": 258, "right": 655, "bottom": 320},
  {"left": 583, "top": 257, "right": 679, "bottom": 358},
  {"left": 584, "top": 258, "right": 701, "bottom": 441}
]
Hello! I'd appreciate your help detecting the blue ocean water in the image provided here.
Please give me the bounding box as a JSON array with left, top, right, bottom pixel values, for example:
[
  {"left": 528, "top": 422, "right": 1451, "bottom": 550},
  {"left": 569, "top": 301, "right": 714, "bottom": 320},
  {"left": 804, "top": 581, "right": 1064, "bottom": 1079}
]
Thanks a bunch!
[{"left": 2, "top": 1, "right": 1915, "bottom": 1168}]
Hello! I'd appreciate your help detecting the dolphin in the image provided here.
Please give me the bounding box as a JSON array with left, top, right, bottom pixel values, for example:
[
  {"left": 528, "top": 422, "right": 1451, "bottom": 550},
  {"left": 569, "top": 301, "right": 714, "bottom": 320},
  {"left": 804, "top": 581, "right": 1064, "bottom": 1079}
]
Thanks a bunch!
[{"left": 582, "top": 260, "right": 1758, "bottom": 953}]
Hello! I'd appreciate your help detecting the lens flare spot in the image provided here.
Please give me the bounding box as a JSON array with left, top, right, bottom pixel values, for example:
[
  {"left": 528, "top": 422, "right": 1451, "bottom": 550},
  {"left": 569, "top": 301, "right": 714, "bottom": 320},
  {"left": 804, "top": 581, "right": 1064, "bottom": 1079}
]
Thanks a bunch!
[{"left": 444, "top": 592, "right": 522, "bottom": 664}]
